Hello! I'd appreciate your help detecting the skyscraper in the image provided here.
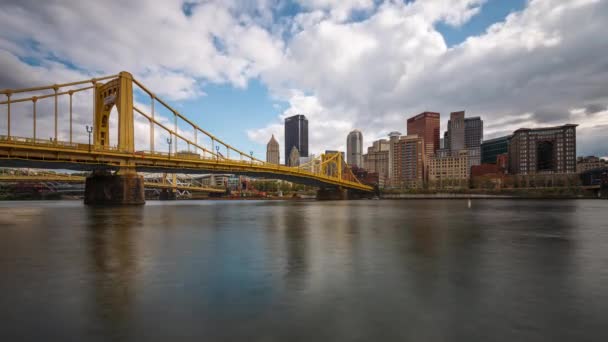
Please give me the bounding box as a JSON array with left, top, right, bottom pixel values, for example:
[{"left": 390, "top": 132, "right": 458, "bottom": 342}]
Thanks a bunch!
[
  {"left": 346, "top": 129, "right": 363, "bottom": 167},
  {"left": 266, "top": 134, "right": 280, "bottom": 165},
  {"left": 447, "top": 111, "right": 465, "bottom": 151},
  {"left": 445, "top": 112, "right": 483, "bottom": 171},
  {"left": 464, "top": 117, "right": 483, "bottom": 148},
  {"left": 464, "top": 116, "right": 483, "bottom": 170},
  {"left": 407, "top": 112, "right": 440, "bottom": 156},
  {"left": 284, "top": 114, "right": 308, "bottom": 166}
]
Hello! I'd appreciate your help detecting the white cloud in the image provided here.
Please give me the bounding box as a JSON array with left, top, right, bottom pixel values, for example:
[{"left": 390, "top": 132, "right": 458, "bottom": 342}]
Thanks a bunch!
[
  {"left": 296, "top": 0, "right": 376, "bottom": 22},
  {"left": 1, "top": 0, "right": 608, "bottom": 159},
  {"left": 250, "top": 0, "right": 608, "bottom": 157},
  {"left": 0, "top": 0, "right": 285, "bottom": 97},
  {"left": 412, "top": 0, "right": 486, "bottom": 27},
  {"left": 137, "top": 71, "right": 204, "bottom": 101}
]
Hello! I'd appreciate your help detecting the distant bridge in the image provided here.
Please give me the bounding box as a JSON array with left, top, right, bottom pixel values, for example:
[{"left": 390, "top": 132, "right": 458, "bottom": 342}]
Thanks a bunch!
[{"left": 0, "top": 174, "right": 225, "bottom": 194}]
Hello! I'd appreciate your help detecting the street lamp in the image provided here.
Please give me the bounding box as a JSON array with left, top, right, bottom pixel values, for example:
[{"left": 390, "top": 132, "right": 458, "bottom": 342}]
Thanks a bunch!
[
  {"left": 166, "top": 137, "right": 172, "bottom": 159},
  {"left": 85, "top": 125, "right": 93, "bottom": 152},
  {"left": 250, "top": 151, "right": 254, "bottom": 165},
  {"left": 215, "top": 145, "right": 220, "bottom": 161}
]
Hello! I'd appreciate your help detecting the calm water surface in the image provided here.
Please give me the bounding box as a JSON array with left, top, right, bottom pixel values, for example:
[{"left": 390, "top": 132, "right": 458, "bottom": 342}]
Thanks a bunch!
[{"left": 0, "top": 199, "right": 607, "bottom": 341}]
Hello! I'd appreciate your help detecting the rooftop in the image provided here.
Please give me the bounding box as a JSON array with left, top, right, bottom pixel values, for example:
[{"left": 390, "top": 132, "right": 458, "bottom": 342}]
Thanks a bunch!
[
  {"left": 513, "top": 123, "right": 578, "bottom": 133},
  {"left": 482, "top": 135, "right": 512, "bottom": 144}
]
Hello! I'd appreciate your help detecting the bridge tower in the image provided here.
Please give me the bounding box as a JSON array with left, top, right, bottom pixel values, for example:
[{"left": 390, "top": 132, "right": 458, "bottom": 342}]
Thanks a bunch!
[
  {"left": 317, "top": 152, "right": 346, "bottom": 199},
  {"left": 85, "top": 72, "right": 144, "bottom": 205},
  {"left": 94, "top": 71, "right": 135, "bottom": 152}
]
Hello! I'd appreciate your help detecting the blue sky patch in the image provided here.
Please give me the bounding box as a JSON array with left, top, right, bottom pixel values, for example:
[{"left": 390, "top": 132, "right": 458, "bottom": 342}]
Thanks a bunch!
[{"left": 436, "top": 0, "right": 528, "bottom": 47}]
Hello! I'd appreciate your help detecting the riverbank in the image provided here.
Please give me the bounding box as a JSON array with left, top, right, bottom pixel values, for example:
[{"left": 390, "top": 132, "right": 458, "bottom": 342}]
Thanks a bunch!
[
  {"left": 1, "top": 187, "right": 604, "bottom": 201},
  {"left": 381, "top": 187, "right": 605, "bottom": 199},
  {"left": 381, "top": 193, "right": 513, "bottom": 199}
]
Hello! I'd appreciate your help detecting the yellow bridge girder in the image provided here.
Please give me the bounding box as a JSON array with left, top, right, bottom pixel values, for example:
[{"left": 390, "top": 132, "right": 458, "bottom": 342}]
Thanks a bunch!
[{"left": 0, "top": 72, "right": 374, "bottom": 192}]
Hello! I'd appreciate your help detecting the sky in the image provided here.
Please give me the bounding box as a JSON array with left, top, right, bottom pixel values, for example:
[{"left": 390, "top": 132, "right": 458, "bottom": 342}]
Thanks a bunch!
[{"left": 0, "top": 0, "right": 607, "bottom": 161}]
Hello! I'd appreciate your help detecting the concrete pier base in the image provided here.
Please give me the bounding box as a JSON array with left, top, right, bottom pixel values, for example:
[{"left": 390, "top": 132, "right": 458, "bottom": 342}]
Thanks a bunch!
[
  {"left": 159, "top": 189, "right": 176, "bottom": 200},
  {"left": 316, "top": 187, "right": 348, "bottom": 200},
  {"left": 347, "top": 190, "right": 375, "bottom": 200},
  {"left": 316, "top": 187, "right": 375, "bottom": 200},
  {"left": 599, "top": 184, "right": 608, "bottom": 199},
  {"left": 209, "top": 192, "right": 225, "bottom": 198},
  {"left": 84, "top": 173, "right": 145, "bottom": 205}
]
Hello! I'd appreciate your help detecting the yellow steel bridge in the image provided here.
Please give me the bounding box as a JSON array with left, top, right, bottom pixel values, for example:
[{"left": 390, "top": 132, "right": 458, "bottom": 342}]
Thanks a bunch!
[{"left": 0, "top": 72, "right": 373, "bottom": 193}]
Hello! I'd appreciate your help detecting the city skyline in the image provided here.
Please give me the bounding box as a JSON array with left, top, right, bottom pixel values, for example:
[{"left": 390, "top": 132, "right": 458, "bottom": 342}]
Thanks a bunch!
[
  {"left": 1, "top": 3, "right": 608, "bottom": 341},
  {"left": 0, "top": 0, "right": 607, "bottom": 160},
  {"left": 270, "top": 110, "right": 596, "bottom": 166}
]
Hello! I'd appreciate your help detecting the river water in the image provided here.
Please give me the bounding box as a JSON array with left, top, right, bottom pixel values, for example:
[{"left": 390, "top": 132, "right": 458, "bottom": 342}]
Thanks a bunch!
[{"left": 0, "top": 199, "right": 607, "bottom": 341}]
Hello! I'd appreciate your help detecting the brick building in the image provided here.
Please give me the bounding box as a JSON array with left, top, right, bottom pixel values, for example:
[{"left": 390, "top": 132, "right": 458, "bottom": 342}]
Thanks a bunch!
[
  {"left": 508, "top": 124, "right": 577, "bottom": 175},
  {"left": 391, "top": 135, "right": 426, "bottom": 188},
  {"left": 407, "top": 112, "right": 440, "bottom": 157}
]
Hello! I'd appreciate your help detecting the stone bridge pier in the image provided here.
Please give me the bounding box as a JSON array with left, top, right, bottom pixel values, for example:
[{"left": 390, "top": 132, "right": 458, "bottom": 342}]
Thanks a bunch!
[
  {"left": 599, "top": 184, "right": 608, "bottom": 199},
  {"left": 316, "top": 187, "right": 375, "bottom": 200},
  {"left": 84, "top": 170, "right": 145, "bottom": 205},
  {"left": 159, "top": 189, "right": 177, "bottom": 200}
]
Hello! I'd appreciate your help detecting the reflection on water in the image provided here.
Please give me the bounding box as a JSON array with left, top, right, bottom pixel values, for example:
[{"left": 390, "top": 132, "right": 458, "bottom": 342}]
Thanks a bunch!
[
  {"left": 85, "top": 207, "right": 143, "bottom": 339},
  {"left": 284, "top": 206, "right": 309, "bottom": 289},
  {"left": 0, "top": 200, "right": 607, "bottom": 341}
]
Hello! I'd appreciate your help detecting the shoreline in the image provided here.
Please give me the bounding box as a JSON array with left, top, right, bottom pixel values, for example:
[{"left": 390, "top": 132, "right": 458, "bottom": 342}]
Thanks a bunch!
[
  {"left": 0, "top": 194, "right": 603, "bottom": 201},
  {"left": 380, "top": 194, "right": 602, "bottom": 200}
]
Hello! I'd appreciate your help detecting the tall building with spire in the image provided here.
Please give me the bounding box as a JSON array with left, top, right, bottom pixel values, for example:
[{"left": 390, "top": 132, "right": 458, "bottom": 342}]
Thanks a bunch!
[{"left": 266, "top": 134, "right": 280, "bottom": 165}]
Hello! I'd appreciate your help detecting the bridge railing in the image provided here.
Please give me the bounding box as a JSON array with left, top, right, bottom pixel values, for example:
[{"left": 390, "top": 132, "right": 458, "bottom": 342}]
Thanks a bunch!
[
  {"left": 1, "top": 134, "right": 79, "bottom": 148},
  {"left": 0, "top": 135, "right": 123, "bottom": 152},
  {"left": 1, "top": 75, "right": 118, "bottom": 144}
]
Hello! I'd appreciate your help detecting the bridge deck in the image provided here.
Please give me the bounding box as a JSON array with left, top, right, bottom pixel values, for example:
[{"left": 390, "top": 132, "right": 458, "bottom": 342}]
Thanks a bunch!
[{"left": 0, "top": 136, "right": 373, "bottom": 192}]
